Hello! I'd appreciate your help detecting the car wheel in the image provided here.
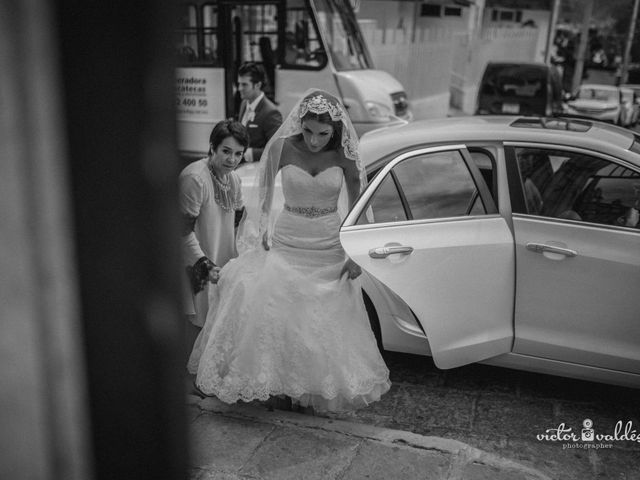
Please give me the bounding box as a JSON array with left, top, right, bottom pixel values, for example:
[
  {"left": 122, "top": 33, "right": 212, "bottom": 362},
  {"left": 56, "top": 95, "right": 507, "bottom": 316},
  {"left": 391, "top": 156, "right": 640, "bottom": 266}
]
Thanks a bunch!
[{"left": 362, "top": 290, "right": 383, "bottom": 354}]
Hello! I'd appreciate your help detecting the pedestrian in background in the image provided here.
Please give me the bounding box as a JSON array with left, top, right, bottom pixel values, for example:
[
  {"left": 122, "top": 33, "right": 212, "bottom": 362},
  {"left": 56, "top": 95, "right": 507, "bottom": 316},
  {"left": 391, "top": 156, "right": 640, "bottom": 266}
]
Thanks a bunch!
[
  {"left": 236, "top": 62, "right": 283, "bottom": 163},
  {"left": 179, "top": 120, "right": 249, "bottom": 355}
]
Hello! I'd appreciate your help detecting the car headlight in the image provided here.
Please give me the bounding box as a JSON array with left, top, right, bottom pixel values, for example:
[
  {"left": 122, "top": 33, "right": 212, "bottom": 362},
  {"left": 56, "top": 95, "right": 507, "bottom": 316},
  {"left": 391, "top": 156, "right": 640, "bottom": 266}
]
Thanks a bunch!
[{"left": 365, "top": 100, "right": 392, "bottom": 120}]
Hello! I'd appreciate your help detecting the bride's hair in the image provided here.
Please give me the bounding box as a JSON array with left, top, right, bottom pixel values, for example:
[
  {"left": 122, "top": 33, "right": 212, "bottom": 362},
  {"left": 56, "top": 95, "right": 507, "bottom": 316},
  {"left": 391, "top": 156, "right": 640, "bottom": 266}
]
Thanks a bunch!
[{"left": 298, "top": 111, "right": 343, "bottom": 151}]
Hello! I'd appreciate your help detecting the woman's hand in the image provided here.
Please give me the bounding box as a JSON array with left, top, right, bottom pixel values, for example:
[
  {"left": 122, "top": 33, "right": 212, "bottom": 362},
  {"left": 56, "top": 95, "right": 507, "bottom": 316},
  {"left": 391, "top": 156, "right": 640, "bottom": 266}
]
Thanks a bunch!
[
  {"left": 208, "top": 266, "right": 221, "bottom": 284},
  {"left": 187, "top": 256, "right": 217, "bottom": 293},
  {"left": 341, "top": 258, "right": 362, "bottom": 280},
  {"left": 262, "top": 231, "right": 270, "bottom": 250}
]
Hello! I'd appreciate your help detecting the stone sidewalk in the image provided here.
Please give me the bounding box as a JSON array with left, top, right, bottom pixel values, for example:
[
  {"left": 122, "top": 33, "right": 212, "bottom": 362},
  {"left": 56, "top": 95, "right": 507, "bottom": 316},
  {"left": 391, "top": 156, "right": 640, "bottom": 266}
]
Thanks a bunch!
[{"left": 186, "top": 395, "right": 552, "bottom": 480}]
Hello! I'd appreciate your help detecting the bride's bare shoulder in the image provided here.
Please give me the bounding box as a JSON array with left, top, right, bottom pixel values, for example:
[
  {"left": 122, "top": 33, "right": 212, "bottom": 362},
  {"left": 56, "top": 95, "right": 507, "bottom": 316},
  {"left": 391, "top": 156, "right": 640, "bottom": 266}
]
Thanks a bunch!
[{"left": 269, "top": 136, "right": 297, "bottom": 169}]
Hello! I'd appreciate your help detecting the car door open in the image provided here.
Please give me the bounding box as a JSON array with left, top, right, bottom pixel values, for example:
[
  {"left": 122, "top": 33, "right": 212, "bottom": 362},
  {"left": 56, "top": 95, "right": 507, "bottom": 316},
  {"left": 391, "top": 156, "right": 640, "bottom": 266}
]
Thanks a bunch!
[{"left": 340, "top": 145, "right": 515, "bottom": 369}]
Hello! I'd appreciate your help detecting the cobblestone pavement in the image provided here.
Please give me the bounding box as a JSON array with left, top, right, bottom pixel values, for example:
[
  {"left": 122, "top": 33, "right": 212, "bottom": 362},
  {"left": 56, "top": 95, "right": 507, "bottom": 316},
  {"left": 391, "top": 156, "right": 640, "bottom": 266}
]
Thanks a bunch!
[
  {"left": 327, "top": 352, "right": 640, "bottom": 480},
  {"left": 188, "top": 396, "right": 555, "bottom": 480}
]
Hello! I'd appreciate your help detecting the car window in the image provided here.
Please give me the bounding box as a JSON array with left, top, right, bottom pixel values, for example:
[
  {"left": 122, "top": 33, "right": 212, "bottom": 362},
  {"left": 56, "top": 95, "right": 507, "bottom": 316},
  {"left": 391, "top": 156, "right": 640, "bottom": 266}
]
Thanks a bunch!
[
  {"left": 356, "top": 172, "right": 407, "bottom": 225},
  {"left": 481, "top": 65, "right": 546, "bottom": 99},
  {"left": 358, "top": 150, "right": 487, "bottom": 225},
  {"left": 514, "top": 147, "right": 640, "bottom": 229},
  {"left": 469, "top": 149, "right": 496, "bottom": 204}
]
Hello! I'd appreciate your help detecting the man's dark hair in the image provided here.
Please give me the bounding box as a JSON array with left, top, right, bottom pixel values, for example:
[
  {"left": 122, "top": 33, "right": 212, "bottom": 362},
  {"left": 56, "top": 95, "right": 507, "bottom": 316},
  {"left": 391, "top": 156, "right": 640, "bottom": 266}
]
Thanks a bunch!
[
  {"left": 208, "top": 120, "right": 249, "bottom": 154},
  {"left": 237, "top": 62, "right": 266, "bottom": 87}
]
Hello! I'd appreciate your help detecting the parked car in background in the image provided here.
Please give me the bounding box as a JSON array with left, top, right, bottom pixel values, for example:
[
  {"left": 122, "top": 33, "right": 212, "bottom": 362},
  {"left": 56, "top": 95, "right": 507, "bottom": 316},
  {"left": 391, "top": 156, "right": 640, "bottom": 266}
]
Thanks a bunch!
[
  {"left": 621, "top": 84, "right": 640, "bottom": 127},
  {"left": 564, "top": 83, "right": 629, "bottom": 126},
  {"left": 619, "top": 87, "right": 638, "bottom": 127},
  {"left": 338, "top": 116, "right": 640, "bottom": 389},
  {"left": 476, "top": 62, "right": 564, "bottom": 117}
]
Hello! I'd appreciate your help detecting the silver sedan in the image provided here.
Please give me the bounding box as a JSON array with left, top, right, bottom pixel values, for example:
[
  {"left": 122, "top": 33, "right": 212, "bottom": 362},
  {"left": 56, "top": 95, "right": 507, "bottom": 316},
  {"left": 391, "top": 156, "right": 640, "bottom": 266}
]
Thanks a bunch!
[
  {"left": 341, "top": 116, "right": 640, "bottom": 389},
  {"left": 564, "top": 84, "right": 625, "bottom": 125}
]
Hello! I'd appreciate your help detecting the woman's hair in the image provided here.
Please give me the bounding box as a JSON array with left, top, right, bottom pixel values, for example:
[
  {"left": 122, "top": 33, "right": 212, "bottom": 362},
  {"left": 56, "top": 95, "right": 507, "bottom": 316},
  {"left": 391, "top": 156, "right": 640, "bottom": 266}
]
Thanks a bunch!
[
  {"left": 300, "top": 111, "right": 343, "bottom": 151},
  {"left": 208, "top": 120, "right": 249, "bottom": 155}
]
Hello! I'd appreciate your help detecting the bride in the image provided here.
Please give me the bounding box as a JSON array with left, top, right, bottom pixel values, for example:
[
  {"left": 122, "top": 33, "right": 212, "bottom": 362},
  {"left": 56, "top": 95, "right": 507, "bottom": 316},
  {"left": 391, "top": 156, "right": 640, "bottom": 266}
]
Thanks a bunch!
[{"left": 187, "top": 89, "right": 391, "bottom": 413}]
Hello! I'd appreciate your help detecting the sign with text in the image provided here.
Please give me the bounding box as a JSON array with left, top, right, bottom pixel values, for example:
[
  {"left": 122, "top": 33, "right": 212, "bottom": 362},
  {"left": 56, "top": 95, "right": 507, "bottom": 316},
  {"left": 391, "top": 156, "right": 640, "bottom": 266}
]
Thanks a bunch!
[{"left": 175, "top": 68, "right": 225, "bottom": 123}]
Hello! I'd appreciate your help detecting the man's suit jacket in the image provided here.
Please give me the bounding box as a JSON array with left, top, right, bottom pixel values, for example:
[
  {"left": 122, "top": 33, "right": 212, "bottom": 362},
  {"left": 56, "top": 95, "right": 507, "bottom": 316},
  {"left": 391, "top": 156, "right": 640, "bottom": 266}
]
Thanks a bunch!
[{"left": 238, "top": 96, "right": 283, "bottom": 162}]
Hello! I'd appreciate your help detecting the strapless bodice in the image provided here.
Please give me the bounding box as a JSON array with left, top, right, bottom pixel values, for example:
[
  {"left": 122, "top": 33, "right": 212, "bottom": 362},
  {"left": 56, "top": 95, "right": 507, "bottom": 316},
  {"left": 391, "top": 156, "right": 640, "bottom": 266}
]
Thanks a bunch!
[{"left": 281, "top": 164, "right": 343, "bottom": 210}]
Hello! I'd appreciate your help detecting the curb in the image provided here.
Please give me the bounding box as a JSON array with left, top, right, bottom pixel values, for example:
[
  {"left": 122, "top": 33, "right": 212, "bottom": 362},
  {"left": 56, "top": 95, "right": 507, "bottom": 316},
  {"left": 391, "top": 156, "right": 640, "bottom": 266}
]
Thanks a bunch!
[{"left": 187, "top": 395, "right": 552, "bottom": 480}]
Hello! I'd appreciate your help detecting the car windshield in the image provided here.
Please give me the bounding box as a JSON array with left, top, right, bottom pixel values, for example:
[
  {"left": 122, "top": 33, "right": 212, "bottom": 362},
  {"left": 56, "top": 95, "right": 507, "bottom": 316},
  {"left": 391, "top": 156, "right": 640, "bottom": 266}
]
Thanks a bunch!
[
  {"left": 481, "top": 65, "right": 546, "bottom": 98},
  {"left": 576, "top": 88, "right": 618, "bottom": 102},
  {"left": 314, "top": 0, "right": 372, "bottom": 71}
]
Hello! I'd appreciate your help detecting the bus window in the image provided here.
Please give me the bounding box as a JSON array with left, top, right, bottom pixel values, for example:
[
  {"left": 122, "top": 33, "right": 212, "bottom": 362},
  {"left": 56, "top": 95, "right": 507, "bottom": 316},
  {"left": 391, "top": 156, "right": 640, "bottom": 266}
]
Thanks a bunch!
[
  {"left": 176, "top": 5, "right": 199, "bottom": 65},
  {"left": 202, "top": 5, "right": 221, "bottom": 66},
  {"left": 176, "top": 4, "right": 221, "bottom": 67},
  {"left": 314, "top": 0, "right": 372, "bottom": 71},
  {"left": 228, "top": 3, "right": 279, "bottom": 97},
  {"left": 229, "top": 4, "right": 278, "bottom": 65},
  {"left": 283, "top": 0, "right": 327, "bottom": 69}
]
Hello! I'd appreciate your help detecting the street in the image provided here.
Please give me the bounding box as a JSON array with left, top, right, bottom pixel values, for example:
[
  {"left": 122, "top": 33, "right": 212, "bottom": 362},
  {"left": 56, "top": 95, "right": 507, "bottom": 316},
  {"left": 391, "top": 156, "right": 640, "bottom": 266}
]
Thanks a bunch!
[{"left": 328, "top": 351, "right": 640, "bottom": 479}]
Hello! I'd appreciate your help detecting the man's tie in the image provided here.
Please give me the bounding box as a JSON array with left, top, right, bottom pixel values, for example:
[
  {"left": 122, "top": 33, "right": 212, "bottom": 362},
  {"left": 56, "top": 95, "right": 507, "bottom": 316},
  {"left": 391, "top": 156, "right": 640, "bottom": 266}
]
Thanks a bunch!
[{"left": 241, "top": 105, "right": 252, "bottom": 126}]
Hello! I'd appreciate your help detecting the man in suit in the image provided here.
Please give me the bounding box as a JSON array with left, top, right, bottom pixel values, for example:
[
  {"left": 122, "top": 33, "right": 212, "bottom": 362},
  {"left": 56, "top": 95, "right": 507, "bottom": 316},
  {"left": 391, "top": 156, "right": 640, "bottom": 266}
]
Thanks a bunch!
[{"left": 236, "top": 62, "right": 283, "bottom": 163}]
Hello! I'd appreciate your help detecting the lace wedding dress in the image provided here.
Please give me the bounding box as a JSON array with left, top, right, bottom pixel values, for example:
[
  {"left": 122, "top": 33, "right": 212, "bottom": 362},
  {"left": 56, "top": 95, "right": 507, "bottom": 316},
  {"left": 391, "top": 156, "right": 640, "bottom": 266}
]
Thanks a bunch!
[{"left": 187, "top": 163, "right": 391, "bottom": 412}]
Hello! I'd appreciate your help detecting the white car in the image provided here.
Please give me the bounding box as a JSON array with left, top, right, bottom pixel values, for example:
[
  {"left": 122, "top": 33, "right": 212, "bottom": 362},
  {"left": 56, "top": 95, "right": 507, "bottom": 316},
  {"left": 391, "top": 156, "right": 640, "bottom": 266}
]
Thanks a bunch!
[
  {"left": 341, "top": 116, "right": 640, "bottom": 389},
  {"left": 564, "top": 83, "right": 625, "bottom": 125},
  {"left": 237, "top": 116, "right": 640, "bottom": 388}
]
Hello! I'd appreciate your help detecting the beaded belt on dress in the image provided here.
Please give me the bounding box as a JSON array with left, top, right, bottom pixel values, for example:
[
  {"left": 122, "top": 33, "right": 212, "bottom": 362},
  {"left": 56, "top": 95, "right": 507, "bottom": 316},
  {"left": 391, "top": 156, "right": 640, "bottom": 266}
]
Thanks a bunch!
[{"left": 284, "top": 204, "right": 338, "bottom": 218}]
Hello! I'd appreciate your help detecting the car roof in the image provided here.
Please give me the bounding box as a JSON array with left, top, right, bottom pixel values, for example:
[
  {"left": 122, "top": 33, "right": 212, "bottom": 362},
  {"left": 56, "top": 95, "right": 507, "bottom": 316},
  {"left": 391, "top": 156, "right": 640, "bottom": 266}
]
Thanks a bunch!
[
  {"left": 486, "top": 61, "right": 548, "bottom": 68},
  {"left": 579, "top": 83, "right": 619, "bottom": 91},
  {"left": 359, "top": 116, "right": 639, "bottom": 168}
]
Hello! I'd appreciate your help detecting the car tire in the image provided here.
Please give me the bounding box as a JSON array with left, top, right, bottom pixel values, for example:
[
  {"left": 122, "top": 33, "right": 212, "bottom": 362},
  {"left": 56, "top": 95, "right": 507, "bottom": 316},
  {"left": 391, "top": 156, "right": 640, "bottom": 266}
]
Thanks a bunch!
[{"left": 362, "top": 289, "right": 384, "bottom": 354}]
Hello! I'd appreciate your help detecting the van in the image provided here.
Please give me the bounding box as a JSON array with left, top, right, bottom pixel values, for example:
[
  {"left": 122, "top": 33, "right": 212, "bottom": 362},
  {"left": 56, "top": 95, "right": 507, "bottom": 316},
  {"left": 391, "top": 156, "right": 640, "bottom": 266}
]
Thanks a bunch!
[{"left": 476, "top": 62, "right": 564, "bottom": 117}]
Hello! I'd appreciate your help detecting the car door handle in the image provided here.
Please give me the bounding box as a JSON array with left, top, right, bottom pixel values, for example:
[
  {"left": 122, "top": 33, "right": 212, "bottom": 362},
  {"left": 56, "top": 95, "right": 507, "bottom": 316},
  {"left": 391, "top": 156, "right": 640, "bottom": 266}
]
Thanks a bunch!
[
  {"left": 526, "top": 242, "right": 577, "bottom": 257},
  {"left": 369, "top": 245, "right": 414, "bottom": 258}
]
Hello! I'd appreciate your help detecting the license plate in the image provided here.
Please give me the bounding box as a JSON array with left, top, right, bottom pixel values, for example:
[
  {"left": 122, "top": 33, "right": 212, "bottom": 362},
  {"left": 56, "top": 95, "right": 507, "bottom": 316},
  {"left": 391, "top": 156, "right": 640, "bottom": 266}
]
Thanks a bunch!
[{"left": 502, "top": 103, "right": 520, "bottom": 114}]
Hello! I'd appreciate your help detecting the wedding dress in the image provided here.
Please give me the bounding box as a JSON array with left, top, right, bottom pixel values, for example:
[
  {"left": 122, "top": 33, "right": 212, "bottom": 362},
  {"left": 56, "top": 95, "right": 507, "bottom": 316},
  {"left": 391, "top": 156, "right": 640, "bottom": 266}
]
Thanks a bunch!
[{"left": 187, "top": 163, "right": 391, "bottom": 412}]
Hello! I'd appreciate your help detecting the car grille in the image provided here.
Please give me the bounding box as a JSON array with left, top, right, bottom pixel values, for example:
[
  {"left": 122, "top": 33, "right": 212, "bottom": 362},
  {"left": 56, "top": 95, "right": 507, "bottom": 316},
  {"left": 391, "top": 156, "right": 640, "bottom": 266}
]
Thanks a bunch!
[{"left": 391, "top": 91, "right": 409, "bottom": 117}]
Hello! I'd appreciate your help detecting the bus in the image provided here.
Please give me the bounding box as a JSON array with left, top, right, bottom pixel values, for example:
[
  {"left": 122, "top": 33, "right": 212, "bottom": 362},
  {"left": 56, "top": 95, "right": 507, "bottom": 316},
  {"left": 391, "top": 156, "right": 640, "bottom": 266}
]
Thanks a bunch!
[{"left": 175, "top": 0, "right": 411, "bottom": 158}]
